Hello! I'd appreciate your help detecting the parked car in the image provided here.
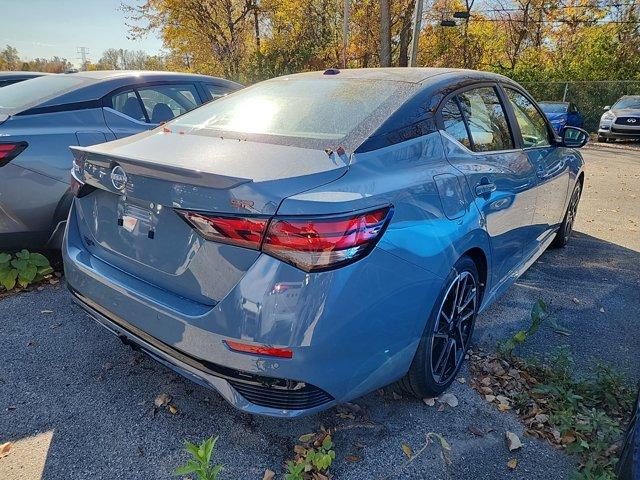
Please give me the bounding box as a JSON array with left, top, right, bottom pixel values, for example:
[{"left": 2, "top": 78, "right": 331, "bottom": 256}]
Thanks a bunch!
[
  {"left": 538, "top": 101, "right": 584, "bottom": 133},
  {"left": 598, "top": 95, "right": 640, "bottom": 142},
  {"left": 0, "top": 71, "right": 51, "bottom": 88},
  {"left": 618, "top": 386, "right": 639, "bottom": 479},
  {"left": 64, "top": 68, "right": 588, "bottom": 417},
  {"left": 0, "top": 71, "right": 242, "bottom": 249}
]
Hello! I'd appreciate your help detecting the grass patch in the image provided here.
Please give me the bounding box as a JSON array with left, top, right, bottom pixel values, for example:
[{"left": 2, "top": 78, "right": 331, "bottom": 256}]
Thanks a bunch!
[{"left": 470, "top": 345, "right": 634, "bottom": 479}]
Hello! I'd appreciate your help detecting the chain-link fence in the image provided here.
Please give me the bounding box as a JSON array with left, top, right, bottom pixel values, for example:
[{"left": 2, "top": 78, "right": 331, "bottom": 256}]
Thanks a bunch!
[{"left": 521, "top": 81, "right": 640, "bottom": 133}]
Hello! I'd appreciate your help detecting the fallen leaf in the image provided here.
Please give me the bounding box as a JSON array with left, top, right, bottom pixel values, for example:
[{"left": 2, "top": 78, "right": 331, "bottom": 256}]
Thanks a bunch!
[
  {"left": 50, "top": 322, "right": 62, "bottom": 329},
  {"left": 599, "top": 307, "right": 605, "bottom": 313},
  {"left": 423, "top": 397, "right": 436, "bottom": 406},
  {"left": 0, "top": 442, "right": 12, "bottom": 458},
  {"left": 438, "top": 393, "right": 459, "bottom": 407},
  {"left": 298, "top": 433, "right": 315, "bottom": 443},
  {"left": 506, "top": 431, "right": 523, "bottom": 451},
  {"left": 561, "top": 433, "right": 576, "bottom": 445},
  {"left": 345, "top": 454, "right": 362, "bottom": 462},
  {"left": 498, "top": 403, "right": 511, "bottom": 412},
  {"left": 401, "top": 442, "right": 413, "bottom": 458},
  {"left": 168, "top": 404, "right": 178, "bottom": 414},
  {"left": 392, "top": 392, "right": 402, "bottom": 400},
  {"left": 27, "top": 340, "right": 37, "bottom": 348},
  {"left": 294, "top": 445, "right": 306, "bottom": 455},
  {"left": 41, "top": 310, "right": 53, "bottom": 314},
  {"left": 263, "top": 469, "right": 276, "bottom": 480},
  {"left": 154, "top": 393, "right": 172, "bottom": 408},
  {"left": 485, "top": 394, "right": 496, "bottom": 402},
  {"left": 572, "top": 297, "right": 580, "bottom": 304},
  {"left": 533, "top": 413, "right": 548, "bottom": 424},
  {"left": 507, "top": 458, "right": 518, "bottom": 469},
  {"left": 496, "top": 395, "right": 510, "bottom": 405},
  {"left": 457, "top": 377, "right": 466, "bottom": 384}
]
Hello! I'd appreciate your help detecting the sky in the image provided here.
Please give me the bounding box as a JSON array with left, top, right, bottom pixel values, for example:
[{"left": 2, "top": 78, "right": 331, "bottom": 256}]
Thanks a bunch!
[{"left": 0, "top": 0, "right": 164, "bottom": 67}]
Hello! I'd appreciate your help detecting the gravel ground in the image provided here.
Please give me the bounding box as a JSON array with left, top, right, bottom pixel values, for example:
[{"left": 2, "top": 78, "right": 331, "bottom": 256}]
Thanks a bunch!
[{"left": 1, "top": 146, "right": 638, "bottom": 480}]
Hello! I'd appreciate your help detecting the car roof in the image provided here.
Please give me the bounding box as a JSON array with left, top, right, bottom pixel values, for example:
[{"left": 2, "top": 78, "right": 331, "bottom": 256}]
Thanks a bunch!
[
  {"left": 0, "top": 71, "right": 52, "bottom": 79},
  {"left": 25, "top": 70, "right": 243, "bottom": 110},
  {"left": 278, "top": 67, "right": 514, "bottom": 86}
]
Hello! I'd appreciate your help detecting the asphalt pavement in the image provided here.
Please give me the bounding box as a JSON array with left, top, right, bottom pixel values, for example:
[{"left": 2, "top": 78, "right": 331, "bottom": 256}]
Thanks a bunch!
[{"left": 1, "top": 146, "right": 638, "bottom": 480}]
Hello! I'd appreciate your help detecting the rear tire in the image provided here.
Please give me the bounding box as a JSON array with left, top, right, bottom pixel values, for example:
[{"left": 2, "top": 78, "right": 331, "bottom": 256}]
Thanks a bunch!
[
  {"left": 399, "top": 256, "right": 480, "bottom": 398},
  {"left": 597, "top": 135, "right": 608, "bottom": 143},
  {"left": 551, "top": 181, "right": 581, "bottom": 248}
]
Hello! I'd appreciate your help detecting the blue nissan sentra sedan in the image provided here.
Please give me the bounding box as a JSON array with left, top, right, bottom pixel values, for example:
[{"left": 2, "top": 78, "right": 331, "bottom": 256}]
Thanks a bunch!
[
  {"left": 63, "top": 68, "right": 588, "bottom": 417},
  {"left": 0, "top": 71, "right": 241, "bottom": 249}
]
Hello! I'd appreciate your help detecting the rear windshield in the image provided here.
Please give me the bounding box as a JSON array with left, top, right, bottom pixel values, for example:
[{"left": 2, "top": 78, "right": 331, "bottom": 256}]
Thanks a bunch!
[
  {"left": 539, "top": 102, "right": 567, "bottom": 114},
  {"left": 170, "top": 77, "right": 416, "bottom": 149},
  {"left": 0, "top": 75, "right": 88, "bottom": 112},
  {"left": 613, "top": 97, "right": 640, "bottom": 110}
]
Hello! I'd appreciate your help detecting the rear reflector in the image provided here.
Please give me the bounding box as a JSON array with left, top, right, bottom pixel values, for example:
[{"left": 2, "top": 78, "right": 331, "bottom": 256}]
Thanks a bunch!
[
  {"left": 224, "top": 339, "right": 293, "bottom": 359},
  {"left": 177, "top": 206, "right": 393, "bottom": 272},
  {"left": 0, "top": 142, "right": 27, "bottom": 167}
]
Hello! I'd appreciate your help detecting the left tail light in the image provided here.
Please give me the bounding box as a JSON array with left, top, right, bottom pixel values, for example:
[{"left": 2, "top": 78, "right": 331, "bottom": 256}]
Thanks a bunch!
[
  {"left": 177, "top": 206, "right": 393, "bottom": 272},
  {"left": 0, "top": 142, "right": 27, "bottom": 168},
  {"left": 70, "top": 155, "right": 93, "bottom": 197}
]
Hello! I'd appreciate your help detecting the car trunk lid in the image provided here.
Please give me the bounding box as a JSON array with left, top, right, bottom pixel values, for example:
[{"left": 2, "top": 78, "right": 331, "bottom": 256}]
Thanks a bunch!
[{"left": 71, "top": 130, "right": 348, "bottom": 304}]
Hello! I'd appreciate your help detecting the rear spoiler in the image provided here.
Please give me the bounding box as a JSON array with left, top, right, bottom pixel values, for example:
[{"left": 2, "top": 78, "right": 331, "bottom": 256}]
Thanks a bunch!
[{"left": 71, "top": 146, "right": 251, "bottom": 190}]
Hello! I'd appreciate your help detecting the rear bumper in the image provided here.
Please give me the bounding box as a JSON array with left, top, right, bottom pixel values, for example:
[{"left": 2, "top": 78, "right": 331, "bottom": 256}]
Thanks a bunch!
[{"left": 63, "top": 201, "right": 441, "bottom": 417}]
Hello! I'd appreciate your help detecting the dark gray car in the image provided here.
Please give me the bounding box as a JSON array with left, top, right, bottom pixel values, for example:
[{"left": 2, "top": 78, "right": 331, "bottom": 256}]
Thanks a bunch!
[
  {"left": 598, "top": 95, "right": 640, "bottom": 142},
  {"left": 0, "top": 71, "right": 242, "bottom": 249}
]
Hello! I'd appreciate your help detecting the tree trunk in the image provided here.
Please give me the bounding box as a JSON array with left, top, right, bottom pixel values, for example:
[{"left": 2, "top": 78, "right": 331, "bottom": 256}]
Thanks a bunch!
[{"left": 380, "top": 0, "right": 391, "bottom": 67}]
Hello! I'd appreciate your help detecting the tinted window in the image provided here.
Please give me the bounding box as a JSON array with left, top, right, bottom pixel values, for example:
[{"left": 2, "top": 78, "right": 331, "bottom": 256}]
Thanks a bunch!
[
  {"left": 111, "top": 90, "right": 146, "bottom": 122},
  {"left": 171, "top": 78, "right": 414, "bottom": 141},
  {"left": 137, "top": 84, "right": 199, "bottom": 124},
  {"left": 612, "top": 97, "right": 640, "bottom": 109},
  {"left": 457, "top": 87, "right": 513, "bottom": 152},
  {"left": 441, "top": 98, "right": 471, "bottom": 148},
  {"left": 505, "top": 89, "right": 550, "bottom": 148},
  {"left": 0, "top": 75, "right": 87, "bottom": 112},
  {"left": 205, "top": 84, "right": 230, "bottom": 101}
]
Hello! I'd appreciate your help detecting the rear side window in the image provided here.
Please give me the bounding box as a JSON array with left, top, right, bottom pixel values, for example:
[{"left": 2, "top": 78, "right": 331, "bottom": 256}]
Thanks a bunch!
[
  {"left": 137, "top": 84, "right": 199, "bottom": 124},
  {"left": 456, "top": 87, "right": 513, "bottom": 152},
  {"left": 205, "top": 84, "right": 230, "bottom": 101},
  {"left": 111, "top": 90, "right": 146, "bottom": 122},
  {"left": 441, "top": 98, "right": 471, "bottom": 149},
  {"left": 505, "top": 89, "right": 550, "bottom": 148}
]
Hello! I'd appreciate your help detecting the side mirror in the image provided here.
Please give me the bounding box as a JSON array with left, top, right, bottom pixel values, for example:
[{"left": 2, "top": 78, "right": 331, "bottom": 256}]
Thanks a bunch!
[
  {"left": 603, "top": 105, "right": 611, "bottom": 111},
  {"left": 561, "top": 126, "right": 589, "bottom": 148}
]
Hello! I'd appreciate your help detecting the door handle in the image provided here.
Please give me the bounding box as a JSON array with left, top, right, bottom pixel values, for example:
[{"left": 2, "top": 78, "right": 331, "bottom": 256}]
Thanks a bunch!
[{"left": 475, "top": 181, "right": 496, "bottom": 197}]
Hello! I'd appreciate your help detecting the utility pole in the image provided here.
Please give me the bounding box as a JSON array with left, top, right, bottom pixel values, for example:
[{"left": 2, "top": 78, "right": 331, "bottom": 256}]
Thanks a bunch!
[
  {"left": 408, "top": 0, "right": 423, "bottom": 66},
  {"left": 76, "top": 46, "right": 90, "bottom": 70},
  {"left": 380, "top": 0, "right": 391, "bottom": 67},
  {"left": 342, "top": 0, "right": 350, "bottom": 68}
]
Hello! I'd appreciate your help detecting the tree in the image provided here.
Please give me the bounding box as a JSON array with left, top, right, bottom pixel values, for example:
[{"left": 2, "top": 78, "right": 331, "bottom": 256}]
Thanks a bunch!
[
  {"left": 379, "top": 0, "right": 391, "bottom": 66},
  {"left": 0, "top": 45, "right": 20, "bottom": 70}
]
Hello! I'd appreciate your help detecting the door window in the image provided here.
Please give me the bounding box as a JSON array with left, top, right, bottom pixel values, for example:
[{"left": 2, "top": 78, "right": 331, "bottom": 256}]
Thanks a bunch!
[
  {"left": 456, "top": 87, "right": 513, "bottom": 152},
  {"left": 110, "top": 90, "right": 146, "bottom": 122},
  {"left": 441, "top": 98, "right": 471, "bottom": 149},
  {"left": 137, "top": 84, "right": 199, "bottom": 124},
  {"left": 505, "top": 89, "right": 550, "bottom": 148}
]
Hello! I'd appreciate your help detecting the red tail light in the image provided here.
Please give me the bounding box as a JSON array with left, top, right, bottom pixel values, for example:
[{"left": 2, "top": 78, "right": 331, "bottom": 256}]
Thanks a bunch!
[
  {"left": 263, "top": 207, "right": 393, "bottom": 271},
  {"left": 0, "top": 142, "right": 27, "bottom": 167},
  {"left": 177, "top": 211, "right": 269, "bottom": 250},
  {"left": 177, "top": 206, "right": 392, "bottom": 271}
]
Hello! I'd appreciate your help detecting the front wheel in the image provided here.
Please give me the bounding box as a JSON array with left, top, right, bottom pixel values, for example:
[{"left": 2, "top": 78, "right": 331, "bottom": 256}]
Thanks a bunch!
[
  {"left": 399, "top": 256, "right": 480, "bottom": 398},
  {"left": 551, "top": 181, "right": 582, "bottom": 248}
]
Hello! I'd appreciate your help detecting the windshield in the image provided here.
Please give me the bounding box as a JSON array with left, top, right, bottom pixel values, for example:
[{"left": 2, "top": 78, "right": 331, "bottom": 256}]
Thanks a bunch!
[
  {"left": 539, "top": 102, "right": 568, "bottom": 114},
  {"left": 0, "top": 75, "right": 88, "bottom": 112},
  {"left": 612, "top": 97, "right": 640, "bottom": 110},
  {"left": 170, "top": 77, "right": 416, "bottom": 146}
]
